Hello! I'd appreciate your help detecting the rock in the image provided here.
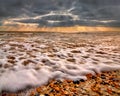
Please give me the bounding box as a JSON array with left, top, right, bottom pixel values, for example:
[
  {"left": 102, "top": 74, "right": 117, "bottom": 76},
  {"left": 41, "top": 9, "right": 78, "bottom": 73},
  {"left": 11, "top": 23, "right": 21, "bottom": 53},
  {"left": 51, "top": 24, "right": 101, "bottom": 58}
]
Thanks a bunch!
[
  {"left": 82, "top": 56, "right": 89, "bottom": 59},
  {"left": 4, "top": 63, "right": 11, "bottom": 68},
  {"left": 96, "top": 51, "right": 106, "bottom": 54},
  {"left": 35, "top": 93, "right": 40, "bottom": 96},
  {"left": 71, "top": 50, "right": 81, "bottom": 53},
  {"left": 40, "top": 94, "right": 45, "bottom": 96},
  {"left": 67, "top": 53, "right": 73, "bottom": 57},
  {"left": 54, "top": 87, "right": 60, "bottom": 91},
  {"left": 7, "top": 56, "right": 15, "bottom": 60},
  {"left": 110, "top": 78, "right": 119, "bottom": 82},
  {"left": 66, "top": 58, "right": 76, "bottom": 62},
  {"left": 80, "top": 79, "right": 85, "bottom": 82},
  {"left": 101, "top": 74, "right": 106, "bottom": 79},
  {"left": 73, "top": 80, "right": 80, "bottom": 84},
  {"left": 7, "top": 59, "right": 15, "bottom": 64},
  {"left": 22, "top": 60, "right": 30, "bottom": 66},
  {"left": 0, "top": 63, "right": 2, "bottom": 68},
  {"left": 100, "top": 81, "right": 108, "bottom": 85},
  {"left": 44, "top": 94, "right": 49, "bottom": 96},
  {"left": 92, "top": 76, "right": 97, "bottom": 79}
]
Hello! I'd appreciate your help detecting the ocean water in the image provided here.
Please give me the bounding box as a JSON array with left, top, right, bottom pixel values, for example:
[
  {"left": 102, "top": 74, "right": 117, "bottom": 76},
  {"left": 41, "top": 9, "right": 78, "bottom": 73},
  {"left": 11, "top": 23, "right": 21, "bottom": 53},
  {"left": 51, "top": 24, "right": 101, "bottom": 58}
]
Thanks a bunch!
[{"left": 0, "top": 32, "right": 120, "bottom": 92}]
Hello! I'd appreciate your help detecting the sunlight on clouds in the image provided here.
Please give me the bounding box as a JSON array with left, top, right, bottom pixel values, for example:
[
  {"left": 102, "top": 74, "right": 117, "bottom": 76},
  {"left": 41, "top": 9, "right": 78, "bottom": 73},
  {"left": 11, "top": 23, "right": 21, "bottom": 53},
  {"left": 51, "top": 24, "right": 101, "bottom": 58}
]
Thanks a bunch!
[
  {"left": 1, "top": 7, "right": 120, "bottom": 33},
  {"left": 2, "top": 18, "right": 39, "bottom": 26},
  {"left": 0, "top": 25, "right": 120, "bottom": 33}
]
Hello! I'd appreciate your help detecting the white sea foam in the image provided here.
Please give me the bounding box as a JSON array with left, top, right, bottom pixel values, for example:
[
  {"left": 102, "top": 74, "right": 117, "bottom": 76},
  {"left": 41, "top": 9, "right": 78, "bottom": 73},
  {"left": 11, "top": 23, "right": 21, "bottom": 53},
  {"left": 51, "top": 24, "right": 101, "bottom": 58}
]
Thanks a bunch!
[{"left": 0, "top": 36, "right": 120, "bottom": 92}]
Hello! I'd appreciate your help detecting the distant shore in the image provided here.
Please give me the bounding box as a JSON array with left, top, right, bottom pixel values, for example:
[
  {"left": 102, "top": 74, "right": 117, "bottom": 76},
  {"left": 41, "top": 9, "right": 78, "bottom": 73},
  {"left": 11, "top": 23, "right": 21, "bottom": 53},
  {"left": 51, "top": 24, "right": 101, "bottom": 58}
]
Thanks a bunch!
[{"left": 0, "top": 25, "right": 120, "bottom": 33}]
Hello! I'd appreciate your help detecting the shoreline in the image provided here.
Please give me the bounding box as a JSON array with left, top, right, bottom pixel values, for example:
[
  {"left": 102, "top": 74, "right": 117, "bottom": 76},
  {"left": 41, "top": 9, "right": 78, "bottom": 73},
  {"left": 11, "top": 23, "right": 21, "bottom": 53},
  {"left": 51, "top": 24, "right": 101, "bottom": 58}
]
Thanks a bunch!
[
  {"left": 0, "top": 32, "right": 120, "bottom": 96},
  {"left": 0, "top": 31, "right": 120, "bottom": 36},
  {"left": 0, "top": 26, "right": 120, "bottom": 33},
  {"left": 1, "top": 70, "right": 120, "bottom": 96}
]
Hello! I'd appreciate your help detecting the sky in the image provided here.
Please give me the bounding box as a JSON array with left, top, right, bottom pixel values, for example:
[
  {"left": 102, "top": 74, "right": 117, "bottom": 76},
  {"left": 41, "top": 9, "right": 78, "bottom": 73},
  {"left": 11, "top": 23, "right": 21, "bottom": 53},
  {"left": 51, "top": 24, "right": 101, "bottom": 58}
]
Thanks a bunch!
[{"left": 0, "top": 0, "right": 120, "bottom": 27}]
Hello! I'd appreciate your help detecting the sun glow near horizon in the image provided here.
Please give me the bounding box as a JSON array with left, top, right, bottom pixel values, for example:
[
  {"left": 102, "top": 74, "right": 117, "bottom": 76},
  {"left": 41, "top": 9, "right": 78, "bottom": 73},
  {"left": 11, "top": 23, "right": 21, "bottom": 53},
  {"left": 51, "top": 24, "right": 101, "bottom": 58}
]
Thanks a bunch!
[{"left": 0, "top": 25, "right": 120, "bottom": 33}]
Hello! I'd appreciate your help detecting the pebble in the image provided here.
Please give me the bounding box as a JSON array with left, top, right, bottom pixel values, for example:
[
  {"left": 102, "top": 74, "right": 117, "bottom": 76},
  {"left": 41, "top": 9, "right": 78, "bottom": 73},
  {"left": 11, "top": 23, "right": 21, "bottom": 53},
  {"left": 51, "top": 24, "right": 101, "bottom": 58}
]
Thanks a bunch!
[
  {"left": 0, "top": 64, "right": 2, "bottom": 68},
  {"left": 101, "top": 74, "right": 106, "bottom": 79},
  {"left": 44, "top": 94, "right": 49, "bottom": 96},
  {"left": 40, "top": 94, "right": 45, "bottom": 96},
  {"left": 80, "top": 79, "right": 85, "bottom": 82},
  {"left": 66, "top": 58, "right": 76, "bottom": 62},
  {"left": 35, "top": 93, "right": 40, "bottom": 96},
  {"left": 73, "top": 80, "right": 80, "bottom": 84},
  {"left": 0, "top": 33, "right": 120, "bottom": 96}
]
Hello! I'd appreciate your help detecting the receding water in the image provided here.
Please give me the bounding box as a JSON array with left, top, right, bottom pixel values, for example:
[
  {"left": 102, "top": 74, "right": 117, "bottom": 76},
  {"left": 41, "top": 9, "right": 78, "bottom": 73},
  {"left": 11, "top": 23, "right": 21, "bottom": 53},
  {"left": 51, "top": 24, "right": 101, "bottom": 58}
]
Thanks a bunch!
[{"left": 0, "top": 32, "right": 120, "bottom": 92}]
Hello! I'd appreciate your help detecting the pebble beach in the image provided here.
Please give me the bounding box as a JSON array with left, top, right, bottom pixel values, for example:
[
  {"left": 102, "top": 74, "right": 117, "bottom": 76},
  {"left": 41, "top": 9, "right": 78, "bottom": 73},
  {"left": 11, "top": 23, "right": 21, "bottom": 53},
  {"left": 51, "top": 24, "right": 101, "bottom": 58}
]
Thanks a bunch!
[{"left": 0, "top": 32, "right": 120, "bottom": 96}]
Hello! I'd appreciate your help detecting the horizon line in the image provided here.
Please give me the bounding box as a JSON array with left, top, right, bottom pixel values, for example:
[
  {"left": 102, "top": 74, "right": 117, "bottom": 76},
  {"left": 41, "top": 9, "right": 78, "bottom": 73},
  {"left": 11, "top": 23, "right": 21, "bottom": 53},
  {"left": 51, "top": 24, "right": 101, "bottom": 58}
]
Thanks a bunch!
[{"left": 0, "top": 25, "right": 120, "bottom": 33}]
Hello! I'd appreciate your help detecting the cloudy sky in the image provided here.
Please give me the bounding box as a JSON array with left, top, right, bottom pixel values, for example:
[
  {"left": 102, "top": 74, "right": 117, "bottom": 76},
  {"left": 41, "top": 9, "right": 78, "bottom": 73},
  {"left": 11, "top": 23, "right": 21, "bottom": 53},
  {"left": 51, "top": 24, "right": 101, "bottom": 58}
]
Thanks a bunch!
[{"left": 0, "top": 0, "right": 120, "bottom": 27}]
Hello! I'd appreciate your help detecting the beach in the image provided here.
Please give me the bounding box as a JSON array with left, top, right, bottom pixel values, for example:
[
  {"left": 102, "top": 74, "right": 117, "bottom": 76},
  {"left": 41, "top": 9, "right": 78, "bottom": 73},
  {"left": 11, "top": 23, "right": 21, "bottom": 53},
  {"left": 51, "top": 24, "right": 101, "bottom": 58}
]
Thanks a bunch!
[{"left": 0, "top": 32, "right": 120, "bottom": 96}]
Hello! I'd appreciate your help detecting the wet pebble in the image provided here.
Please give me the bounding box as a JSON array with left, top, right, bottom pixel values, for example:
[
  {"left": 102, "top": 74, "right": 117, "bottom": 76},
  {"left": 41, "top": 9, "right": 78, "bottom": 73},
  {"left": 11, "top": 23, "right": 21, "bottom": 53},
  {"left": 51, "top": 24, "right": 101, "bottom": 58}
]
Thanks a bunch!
[
  {"left": 80, "top": 79, "right": 85, "bottom": 82},
  {"left": 66, "top": 58, "right": 76, "bottom": 62},
  {"left": 92, "top": 76, "right": 97, "bottom": 79},
  {"left": 110, "top": 78, "right": 120, "bottom": 82},
  {"left": 101, "top": 74, "right": 106, "bottom": 79},
  {"left": 4, "top": 63, "right": 12, "bottom": 68},
  {"left": 7, "top": 56, "right": 15, "bottom": 60},
  {"left": 71, "top": 50, "right": 81, "bottom": 53},
  {"left": 44, "top": 94, "right": 49, "bottom": 96},
  {"left": 0, "top": 64, "right": 2, "bottom": 68},
  {"left": 73, "top": 80, "right": 80, "bottom": 84},
  {"left": 35, "top": 93, "right": 40, "bottom": 96},
  {"left": 100, "top": 81, "right": 108, "bottom": 85}
]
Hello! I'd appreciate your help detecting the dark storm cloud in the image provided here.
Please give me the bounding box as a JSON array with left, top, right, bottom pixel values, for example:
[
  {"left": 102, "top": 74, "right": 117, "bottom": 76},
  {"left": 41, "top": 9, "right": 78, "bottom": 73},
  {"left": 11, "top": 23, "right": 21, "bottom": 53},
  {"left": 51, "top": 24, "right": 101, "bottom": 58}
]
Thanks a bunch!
[
  {"left": 0, "top": 0, "right": 25, "bottom": 17},
  {"left": 0, "top": 0, "right": 120, "bottom": 27}
]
